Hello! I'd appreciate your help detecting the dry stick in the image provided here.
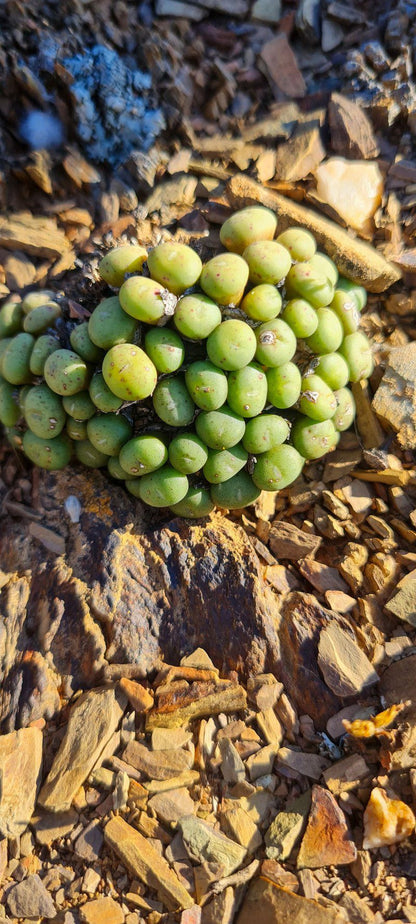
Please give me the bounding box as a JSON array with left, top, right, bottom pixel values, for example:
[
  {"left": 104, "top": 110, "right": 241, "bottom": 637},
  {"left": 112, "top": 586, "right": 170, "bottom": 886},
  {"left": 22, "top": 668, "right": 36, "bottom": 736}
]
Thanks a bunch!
[{"left": 226, "top": 174, "right": 402, "bottom": 293}]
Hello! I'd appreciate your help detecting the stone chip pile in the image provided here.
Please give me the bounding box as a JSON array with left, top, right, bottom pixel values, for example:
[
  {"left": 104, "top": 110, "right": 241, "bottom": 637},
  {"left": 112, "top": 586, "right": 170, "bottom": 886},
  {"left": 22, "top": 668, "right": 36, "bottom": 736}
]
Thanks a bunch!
[{"left": 1, "top": 647, "right": 416, "bottom": 923}]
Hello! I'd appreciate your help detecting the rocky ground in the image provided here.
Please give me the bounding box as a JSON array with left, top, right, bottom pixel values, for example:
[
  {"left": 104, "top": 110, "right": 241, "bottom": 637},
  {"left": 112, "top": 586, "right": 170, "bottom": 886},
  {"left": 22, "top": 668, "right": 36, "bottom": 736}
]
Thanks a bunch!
[{"left": 1, "top": 0, "right": 416, "bottom": 922}]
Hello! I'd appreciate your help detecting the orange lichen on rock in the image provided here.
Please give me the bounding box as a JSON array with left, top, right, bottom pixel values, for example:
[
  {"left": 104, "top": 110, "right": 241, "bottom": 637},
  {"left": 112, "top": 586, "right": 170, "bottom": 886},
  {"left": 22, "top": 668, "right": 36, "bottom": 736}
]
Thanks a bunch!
[
  {"left": 343, "top": 702, "right": 408, "bottom": 738},
  {"left": 362, "top": 786, "right": 415, "bottom": 849}
]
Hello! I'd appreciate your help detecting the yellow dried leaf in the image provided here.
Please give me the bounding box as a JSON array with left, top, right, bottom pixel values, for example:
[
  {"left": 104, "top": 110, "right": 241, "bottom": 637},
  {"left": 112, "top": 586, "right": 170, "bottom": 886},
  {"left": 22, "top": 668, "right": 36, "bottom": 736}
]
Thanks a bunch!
[{"left": 343, "top": 702, "right": 408, "bottom": 738}]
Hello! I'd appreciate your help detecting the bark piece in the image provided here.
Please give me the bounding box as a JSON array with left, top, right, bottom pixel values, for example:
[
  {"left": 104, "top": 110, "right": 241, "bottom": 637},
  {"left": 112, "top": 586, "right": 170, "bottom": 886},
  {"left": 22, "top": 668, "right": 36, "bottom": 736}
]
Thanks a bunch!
[
  {"left": 146, "top": 680, "right": 247, "bottom": 729},
  {"left": 226, "top": 174, "right": 401, "bottom": 292},
  {"left": 269, "top": 522, "right": 321, "bottom": 560},
  {"left": 0, "top": 727, "right": 43, "bottom": 837},
  {"left": 38, "top": 686, "right": 126, "bottom": 812},
  {"left": 236, "top": 877, "right": 347, "bottom": 924},
  {"left": 105, "top": 815, "right": 193, "bottom": 911},
  {"left": 328, "top": 93, "right": 379, "bottom": 159},
  {"left": 258, "top": 33, "right": 306, "bottom": 99},
  {"left": 318, "top": 623, "right": 379, "bottom": 697},
  {"left": 297, "top": 785, "right": 357, "bottom": 868}
]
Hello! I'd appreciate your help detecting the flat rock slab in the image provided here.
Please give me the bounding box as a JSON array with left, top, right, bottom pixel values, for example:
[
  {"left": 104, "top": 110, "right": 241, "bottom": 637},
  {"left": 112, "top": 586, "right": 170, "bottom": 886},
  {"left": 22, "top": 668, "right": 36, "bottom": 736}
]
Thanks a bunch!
[
  {"left": 268, "top": 522, "right": 321, "bottom": 560},
  {"left": 0, "top": 726, "right": 42, "bottom": 836},
  {"left": 297, "top": 785, "right": 357, "bottom": 868},
  {"left": 328, "top": 92, "right": 379, "bottom": 159},
  {"left": 385, "top": 570, "right": 416, "bottom": 626},
  {"left": 79, "top": 896, "right": 124, "bottom": 924},
  {"left": 123, "top": 739, "right": 193, "bottom": 779},
  {"left": 105, "top": 814, "right": 193, "bottom": 911},
  {"left": 6, "top": 873, "right": 56, "bottom": 919},
  {"left": 38, "top": 685, "right": 126, "bottom": 812},
  {"left": 373, "top": 341, "right": 416, "bottom": 450},
  {"left": 33, "top": 808, "right": 79, "bottom": 845},
  {"left": 227, "top": 174, "right": 401, "bottom": 292},
  {"left": 236, "top": 877, "right": 347, "bottom": 924},
  {"left": 0, "top": 212, "right": 70, "bottom": 259},
  {"left": 318, "top": 623, "right": 379, "bottom": 697}
]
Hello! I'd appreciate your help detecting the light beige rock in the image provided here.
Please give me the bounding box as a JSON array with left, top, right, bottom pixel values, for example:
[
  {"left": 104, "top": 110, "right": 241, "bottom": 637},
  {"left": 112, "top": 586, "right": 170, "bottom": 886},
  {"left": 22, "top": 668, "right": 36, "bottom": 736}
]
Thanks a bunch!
[
  {"left": 322, "top": 755, "right": 371, "bottom": 795},
  {"left": 218, "top": 738, "right": 246, "bottom": 784},
  {"left": 239, "top": 790, "right": 276, "bottom": 824},
  {"left": 123, "top": 740, "right": 193, "bottom": 780},
  {"left": 151, "top": 727, "right": 193, "bottom": 750},
  {"left": 38, "top": 686, "right": 126, "bottom": 812},
  {"left": 372, "top": 343, "right": 416, "bottom": 449},
  {"left": 246, "top": 745, "right": 277, "bottom": 781},
  {"left": 385, "top": 570, "right": 416, "bottom": 626},
  {"left": 0, "top": 727, "right": 43, "bottom": 837},
  {"left": 318, "top": 624, "right": 379, "bottom": 697},
  {"left": 178, "top": 814, "right": 247, "bottom": 877},
  {"left": 315, "top": 157, "right": 383, "bottom": 234},
  {"left": 144, "top": 770, "right": 199, "bottom": 793},
  {"left": 237, "top": 877, "right": 346, "bottom": 924},
  {"left": 105, "top": 815, "right": 193, "bottom": 910}
]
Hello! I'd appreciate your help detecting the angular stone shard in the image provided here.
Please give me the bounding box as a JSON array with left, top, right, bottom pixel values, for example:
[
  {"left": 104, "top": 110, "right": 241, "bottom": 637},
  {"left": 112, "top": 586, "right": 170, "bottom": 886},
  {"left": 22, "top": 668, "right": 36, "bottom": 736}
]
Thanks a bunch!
[
  {"left": 105, "top": 815, "right": 193, "bottom": 911},
  {"left": 178, "top": 815, "right": 247, "bottom": 878},
  {"left": 258, "top": 33, "right": 306, "bottom": 99},
  {"left": 314, "top": 157, "right": 383, "bottom": 235},
  {"left": 79, "top": 896, "right": 125, "bottom": 924},
  {"left": 268, "top": 522, "right": 321, "bottom": 560},
  {"left": 373, "top": 344, "right": 416, "bottom": 450},
  {"left": 6, "top": 873, "right": 56, "bottom": 919},
  {"left": 275, "top": 118, "right": 325, "bottom": 183},
  {"left": 328, "top": 93, "right": 379, "bottom": 159},
  {"left": 146, "top": 680, "right": 247, "bottom": 729},
  {"left": 227, "top": 174, "right": 401, "bottom": 292},
  {"left": 236, "top": 877, "right": 347, "bottom": 924},
  {"left": 297, "top": 784, "right": 357, "bottom": 868},
  {"left": 265, "top": 791, "right": 310, "bottom": 860},
  {"left": 317, "top": 623, "right": 379, "bottom": 697},
  {"left": 220, "top": 805, "right": 263, "bottom": 854},
  {"left": 0, "top": 727, "right": 42, "bottom": 837},
  {"left": 123, "top": 739, "right": 193, "bottom": 780},
  {"left": 38, "top": 686, "right": 126, "bottom": 812}
]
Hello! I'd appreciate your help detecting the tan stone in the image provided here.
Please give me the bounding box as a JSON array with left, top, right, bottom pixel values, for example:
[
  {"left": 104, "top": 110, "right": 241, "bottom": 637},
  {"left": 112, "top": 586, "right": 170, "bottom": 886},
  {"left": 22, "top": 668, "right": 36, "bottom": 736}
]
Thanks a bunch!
[
  {"left": 105, "top": 815, "right": 193, "bottom": 911},
  {"left": 265, "top": 791, "right": 310, "bottom": 861},
  {"left": 299, "top": 560, "right": 349, "bottom": 594},
  {"left": 245, "top": 744, "right": 277, "bottom": 781},
  {"left": 123, "top": 739, "right": 193, "bottom": 780},
  {"left": 151, "top": 727, "right": 193, "bottom": 750},
  {"left": 38, "top": 686, "right": 126, "bottom": 812},
  {"left": 144, "top": 770, "right": 199, "bottom": 793},
  {"left": 148, "top": 788, "right": 195, "bottom": 826},
  {"left": 258, "top": 33, "right": 306, "bottom": 99},
  {"left": 328, "top": 93, "right": 379, "bottom": 159},
  {"left": 0, "top": 727, "right": 43, "bottom": 837},
  {"left": 275, "top": 747, "right": 329, "bottom": 780},
  {"left": 373, "top": 343, "right": 416, "bottom": 449},
  {"left": 0, "top": 212, "right": 70, "bottom": 259},
  {"left": 236, "top": 877, "right": 347, "bottom": 924},
  {"left": 297, "top": 785, "right": 357, "bottom": 868},
  {"left": 79, "top": 896, "right": 124, "bottom": 924},
  {"left": 318, "top": 623, "right": 379, "bottom": 697},
  {"left": 119, "top": 678, "right": 154, "bottom": 712},
  {"left": 315, "top": 157, "right": 383, "bottom": 234},
  {"left": 32, "top": 808, "right": 79, "bottom": 845},
  {"left": 385, "top": 571, "right": 416, "bottom": 626},
  {"left": 322, "top": 755, "right": 371, "bottom": 795},
  {"left": 275, "top": 118, "right": 325, "bottom": 182},
  {"left": 256, "top": 708, "right": 283, "bottom": 747}
]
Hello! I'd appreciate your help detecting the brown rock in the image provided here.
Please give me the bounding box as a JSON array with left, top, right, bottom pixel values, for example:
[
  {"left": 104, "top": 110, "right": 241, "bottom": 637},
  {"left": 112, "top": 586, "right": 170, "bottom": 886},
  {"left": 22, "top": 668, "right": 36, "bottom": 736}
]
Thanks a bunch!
[
  {"left": 258, "top": 33, "right": 306, "bottom": 99},
  {"left": 236, "top": 877, "right": 346, "bottom": 924},
  {"left": 79, "top": 896, "right": 124, "bottom": 924},
  {"left": 226, "top": 174, "right": 401, "bottom": 292},
  {"left": 297, "top": 785, "right": 357, "bottom": 868},
  {"left": 32, "top": 808, "right": 79, "bottom": 845},
  {"left": 105, "top": 815, "right": 193, "bottom": 911},
  {"left": 318, "top": 623, "right": 379, "bottom": 697},
  {"left": 299, "top": 560, "right": 349, "bottom": 594},
  {"left": 328, "top": 93, "right": 379, "bottom": 159},
  {"left": 275, "top": 592, "right": 345, "bottom": 728},
  {"left": 2, "top": 250, "right": 37, "bottom": 290},
  {"left": 269, "top": 522, "right": 321, "bottom": 560},
  {"left": 275, "top": 118, "right": 325, "bottom": 182}
]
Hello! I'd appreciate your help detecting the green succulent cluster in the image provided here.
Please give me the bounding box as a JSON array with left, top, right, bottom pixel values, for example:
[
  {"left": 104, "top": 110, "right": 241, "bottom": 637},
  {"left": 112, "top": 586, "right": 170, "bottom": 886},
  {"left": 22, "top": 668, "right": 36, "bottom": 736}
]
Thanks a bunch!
[{"left": 0, "top": 206, "right": 373, "bottom": 517}]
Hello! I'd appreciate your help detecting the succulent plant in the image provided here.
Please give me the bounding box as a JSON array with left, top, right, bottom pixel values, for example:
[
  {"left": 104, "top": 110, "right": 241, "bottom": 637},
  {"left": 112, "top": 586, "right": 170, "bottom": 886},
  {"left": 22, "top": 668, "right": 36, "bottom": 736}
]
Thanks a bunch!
[{"left": 0, "top": 210, "right": 374, "bottom": 516}]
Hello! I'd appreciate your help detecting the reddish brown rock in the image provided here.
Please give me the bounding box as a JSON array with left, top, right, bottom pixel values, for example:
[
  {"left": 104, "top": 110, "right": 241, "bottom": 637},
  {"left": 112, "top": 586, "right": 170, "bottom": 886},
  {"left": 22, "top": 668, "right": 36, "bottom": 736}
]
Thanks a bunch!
[
  {"left": 274, "top": 593, "right": 345, "bottom": 728},
  {"left": 258, "top": 33, "right": 306, "bottom": 99},
  {"left": 236, "top": 877, "right": 346, "bottom": 923},
  {"left": 297, "top": 785, "right": 357, "bottom": 868}
]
